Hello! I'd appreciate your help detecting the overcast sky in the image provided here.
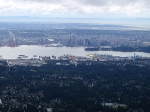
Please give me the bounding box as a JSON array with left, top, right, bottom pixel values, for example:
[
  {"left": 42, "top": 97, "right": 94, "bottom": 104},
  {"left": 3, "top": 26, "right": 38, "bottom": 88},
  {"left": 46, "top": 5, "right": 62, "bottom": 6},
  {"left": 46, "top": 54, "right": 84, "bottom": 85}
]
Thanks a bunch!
[{"left": 0, "top": 0, "right": 150, "bottom": 19}]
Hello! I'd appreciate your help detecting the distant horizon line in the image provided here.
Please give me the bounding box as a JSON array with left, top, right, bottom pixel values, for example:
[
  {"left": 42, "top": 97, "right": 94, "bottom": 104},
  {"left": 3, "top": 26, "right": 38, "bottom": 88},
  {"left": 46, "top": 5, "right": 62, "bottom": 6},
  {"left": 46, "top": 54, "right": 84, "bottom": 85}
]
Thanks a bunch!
[{"left": 0, "top": 16, "right": 150, "bottom": 20}]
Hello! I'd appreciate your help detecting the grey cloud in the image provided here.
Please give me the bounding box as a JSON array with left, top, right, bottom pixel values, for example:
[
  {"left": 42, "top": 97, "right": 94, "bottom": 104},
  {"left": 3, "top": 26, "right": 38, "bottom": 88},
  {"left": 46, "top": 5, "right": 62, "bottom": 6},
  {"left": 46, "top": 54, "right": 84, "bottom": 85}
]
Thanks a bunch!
[
  {"left": 77, "top": 0, "right": 109, "bottom": 6},
  {"left": 1, "top": 0, "right": 150, "bottom": 17},
  {"left": 18, "top": 0, "right": 63, "bottom": 3},
  {"left": 14, "top": 0, "right": 137, "bottom": 4},
  {"left": 15, "top": 0, "right": 150, "bottom": 7},
  {"left": 77, "top": 0, "right": 143, "bottom": 6}
]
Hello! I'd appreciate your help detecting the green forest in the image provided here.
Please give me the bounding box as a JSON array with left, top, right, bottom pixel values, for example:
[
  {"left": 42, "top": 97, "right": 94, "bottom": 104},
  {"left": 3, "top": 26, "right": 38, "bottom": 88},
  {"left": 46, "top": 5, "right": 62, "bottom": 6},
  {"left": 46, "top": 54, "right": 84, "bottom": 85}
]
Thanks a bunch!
[{"left": 0, "top": 59, "right": 150, "bottom": 112}]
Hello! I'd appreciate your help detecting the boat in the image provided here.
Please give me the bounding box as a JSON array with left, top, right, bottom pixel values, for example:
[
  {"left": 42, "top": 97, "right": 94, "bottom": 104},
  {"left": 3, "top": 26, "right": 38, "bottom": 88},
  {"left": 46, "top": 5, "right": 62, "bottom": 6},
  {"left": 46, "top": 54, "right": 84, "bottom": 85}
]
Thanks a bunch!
[
  {"left": 85, "top": 47, "right": 99, "bottom": 51},
  {"left": 33, "top": 55, "right": 37, "bottom": 57},
  {"left": 23, "top": 56, "right": 28, "bottom": 58},
  {"left": 19, "top": 55, "right": 25, "bottom": 56}
]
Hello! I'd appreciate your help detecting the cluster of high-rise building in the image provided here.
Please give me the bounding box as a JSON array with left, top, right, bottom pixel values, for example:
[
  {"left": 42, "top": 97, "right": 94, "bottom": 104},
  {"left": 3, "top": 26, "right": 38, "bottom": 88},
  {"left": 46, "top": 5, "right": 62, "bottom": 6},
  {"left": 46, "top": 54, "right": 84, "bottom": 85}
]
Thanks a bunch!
[{"left": 0, "top": 25, "right": 150, "bottom": 48}]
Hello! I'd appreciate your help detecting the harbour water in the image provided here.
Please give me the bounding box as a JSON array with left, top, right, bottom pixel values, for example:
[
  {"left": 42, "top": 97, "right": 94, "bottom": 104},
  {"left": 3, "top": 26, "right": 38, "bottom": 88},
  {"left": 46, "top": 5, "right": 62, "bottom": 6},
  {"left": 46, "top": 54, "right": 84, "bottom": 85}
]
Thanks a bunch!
[{"left": 0, "top": 45, "right": 150, "bottom": 59}]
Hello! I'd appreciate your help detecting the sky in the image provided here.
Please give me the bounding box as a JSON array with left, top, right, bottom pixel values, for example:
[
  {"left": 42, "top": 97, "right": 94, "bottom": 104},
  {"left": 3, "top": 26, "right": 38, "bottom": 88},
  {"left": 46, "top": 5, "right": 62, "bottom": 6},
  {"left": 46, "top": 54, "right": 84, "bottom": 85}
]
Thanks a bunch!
[{"left": 0, "top": 0, "right": 150, "bottom": 19}]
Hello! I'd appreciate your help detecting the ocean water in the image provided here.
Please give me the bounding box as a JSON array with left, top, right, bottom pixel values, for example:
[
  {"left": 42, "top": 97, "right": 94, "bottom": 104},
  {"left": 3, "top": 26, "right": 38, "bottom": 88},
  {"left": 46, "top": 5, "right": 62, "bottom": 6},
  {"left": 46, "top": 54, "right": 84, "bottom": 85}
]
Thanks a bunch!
[{"left": 0, "top": 45, "right": 150, "bottom": 59}]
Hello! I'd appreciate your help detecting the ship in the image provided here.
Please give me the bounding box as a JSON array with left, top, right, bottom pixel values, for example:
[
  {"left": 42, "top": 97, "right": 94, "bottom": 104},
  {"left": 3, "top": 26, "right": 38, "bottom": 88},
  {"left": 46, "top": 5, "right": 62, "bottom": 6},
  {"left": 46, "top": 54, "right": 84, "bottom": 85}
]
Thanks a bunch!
[{"left": 85, "top": 47, "right": 99, "bottom": 51}]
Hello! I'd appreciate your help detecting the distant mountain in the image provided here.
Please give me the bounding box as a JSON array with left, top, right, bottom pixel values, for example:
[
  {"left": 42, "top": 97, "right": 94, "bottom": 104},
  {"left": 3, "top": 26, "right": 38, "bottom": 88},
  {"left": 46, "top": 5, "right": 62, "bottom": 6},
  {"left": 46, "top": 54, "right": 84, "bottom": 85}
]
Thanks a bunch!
[
  {"left": 135, "top": 18, "right": 150, "bottom": 20},
  {"left": 0, "top": 16, "right": 40, "bottom": 19},
  {"left": 1, "top": 16, "right": 149, "bottom": 21}
]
